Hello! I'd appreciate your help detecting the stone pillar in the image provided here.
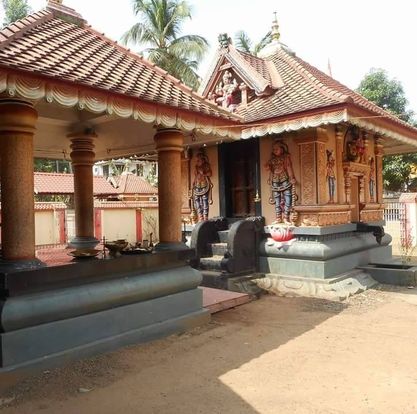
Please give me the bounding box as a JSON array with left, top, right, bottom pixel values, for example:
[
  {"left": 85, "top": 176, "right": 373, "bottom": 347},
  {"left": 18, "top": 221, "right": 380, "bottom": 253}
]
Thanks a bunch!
[
  {"left": 0, "top": 100, "right": 39, "bottom": 264},
  {"left": 375, "top": 135, "right": 384, "bottom": 204},
  {"left": 335, "top": 125, "right": 345, "bottom": 204},
  {"left": 69, "top": 131, "right": 99, "bottom": 249},
  {"left": 154, "top": 128, "right": 186, "bottom": 250}
]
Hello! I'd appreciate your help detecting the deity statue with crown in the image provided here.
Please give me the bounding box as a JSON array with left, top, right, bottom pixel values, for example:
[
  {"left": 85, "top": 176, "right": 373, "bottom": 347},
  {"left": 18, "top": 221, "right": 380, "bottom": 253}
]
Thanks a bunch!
[{"left": 211, "top": 70, "right": 239, "bottom": 111}]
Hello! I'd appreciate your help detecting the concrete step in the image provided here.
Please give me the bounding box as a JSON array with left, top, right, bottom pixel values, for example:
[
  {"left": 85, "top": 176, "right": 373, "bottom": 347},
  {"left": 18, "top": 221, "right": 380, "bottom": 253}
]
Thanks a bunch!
[
  {"left": 218, "top": 230, "right": 229, "bottom": 243},
  {"left": 201, "top": 287, "right": 252, "bottom": 314},
  {"left": 200, "top": 256, "right": 223, "bottom": 271},
  {"left": 208, "top": 243, "right": 228, "bottom": 256}
]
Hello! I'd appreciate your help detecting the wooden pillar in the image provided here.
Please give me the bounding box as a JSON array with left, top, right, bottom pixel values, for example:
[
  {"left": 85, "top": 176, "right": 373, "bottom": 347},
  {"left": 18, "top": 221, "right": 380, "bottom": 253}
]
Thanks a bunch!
[
  {"left": 0, "top": 99, "right": 38, "bottom": 262},
  {"left": 69, "top": 131, "right": 99, "bottom": 249},
  {"left": 335, "top": 125, "right": 346, "bottom": 204},
  {"left": 375, "top": 135, "right": 384, "bottom": 204},
  {"left": 154, "top": 128, "right": 185, "bottom": 250}
]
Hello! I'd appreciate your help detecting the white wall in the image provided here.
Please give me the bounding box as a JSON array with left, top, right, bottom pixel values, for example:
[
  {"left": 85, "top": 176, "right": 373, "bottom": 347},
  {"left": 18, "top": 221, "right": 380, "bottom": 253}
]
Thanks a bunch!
[{"left": 102, "top": 209, "right": 136, "bottom": 244}]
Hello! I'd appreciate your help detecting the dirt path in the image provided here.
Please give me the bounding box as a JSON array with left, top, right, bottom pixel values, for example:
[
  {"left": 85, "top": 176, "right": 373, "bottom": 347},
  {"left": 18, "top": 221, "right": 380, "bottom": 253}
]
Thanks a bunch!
[{"left": 1, "top": 286, "right": 417, "bottom": 414}]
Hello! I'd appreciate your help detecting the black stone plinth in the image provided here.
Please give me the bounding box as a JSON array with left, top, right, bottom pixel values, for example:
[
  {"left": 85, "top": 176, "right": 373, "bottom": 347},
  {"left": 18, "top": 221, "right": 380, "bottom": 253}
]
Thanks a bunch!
[{"left": 0, "top": 248, "right": 209, "bottom": 374}]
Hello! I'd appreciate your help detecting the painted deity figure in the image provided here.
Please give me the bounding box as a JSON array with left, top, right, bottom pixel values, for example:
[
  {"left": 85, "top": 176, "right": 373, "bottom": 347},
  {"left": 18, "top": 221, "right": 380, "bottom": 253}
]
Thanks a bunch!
[
  {"left": 369, "top": 156, "right": 376, "bottom": 202},
  {"left": 326, "top": 149, "right": 336, "bottom": 203},
  {"left": 191, "top": 151, "right": 213, "bottom": 222},
  {"left": 355, "top": 134, "right": 366, "bottom": 163},
  {"left": 212, "top": 71, "right": 239, "bottom": 110},
  {"left": 265, "top": 141, "right": 296, "bottom": 224}
]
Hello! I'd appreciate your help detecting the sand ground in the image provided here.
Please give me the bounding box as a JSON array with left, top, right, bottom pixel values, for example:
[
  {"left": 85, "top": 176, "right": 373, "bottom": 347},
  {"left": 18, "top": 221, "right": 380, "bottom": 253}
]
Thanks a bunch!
[{"left": 1, "top": 286, "right": 417, "bottom": 414}]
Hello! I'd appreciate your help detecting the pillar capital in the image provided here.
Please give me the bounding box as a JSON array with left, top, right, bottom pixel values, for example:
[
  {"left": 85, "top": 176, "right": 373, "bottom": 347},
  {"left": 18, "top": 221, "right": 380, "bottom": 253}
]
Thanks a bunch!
[
  {"left": 154, "top": 128, "right": 184, "bottom": 152},
  {"left": 0, "top": 99, "right": 37, "bottom": 134},
  {"left": 69, "top": 131, "right": 96, "bottom": 166}
]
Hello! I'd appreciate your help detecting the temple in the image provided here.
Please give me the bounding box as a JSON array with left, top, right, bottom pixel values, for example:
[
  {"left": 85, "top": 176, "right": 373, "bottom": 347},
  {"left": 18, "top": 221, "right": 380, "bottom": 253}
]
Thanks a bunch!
[{"left": 0, "top": 2, "right": 416, "bottom": 372}]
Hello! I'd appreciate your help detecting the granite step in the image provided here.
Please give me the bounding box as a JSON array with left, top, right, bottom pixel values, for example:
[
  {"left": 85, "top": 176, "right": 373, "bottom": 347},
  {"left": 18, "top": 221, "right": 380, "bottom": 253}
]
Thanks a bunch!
[
  {"left": 208, "top": 243, "right": 228, "bottom": 256},
  {"left": 200, "top": 270, "right": 228, "bottom": 289},
  {"left": 218, "top": 230, "right": 229, "bottom": 243},
  {"left": 199, "top": 256, "right": 223, "bottom": 271}
]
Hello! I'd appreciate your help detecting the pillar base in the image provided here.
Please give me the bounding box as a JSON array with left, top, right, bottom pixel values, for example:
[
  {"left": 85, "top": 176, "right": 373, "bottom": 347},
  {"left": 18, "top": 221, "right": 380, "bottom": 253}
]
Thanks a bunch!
[
  {"left": 155, "top": 242, "right": 188, "bottom": 252},
  {"left": 69, "top": 236, "right": 100, "bottom": 250},
  {"left": 0, "top": 258, "right": 45, "bottom": 273}
]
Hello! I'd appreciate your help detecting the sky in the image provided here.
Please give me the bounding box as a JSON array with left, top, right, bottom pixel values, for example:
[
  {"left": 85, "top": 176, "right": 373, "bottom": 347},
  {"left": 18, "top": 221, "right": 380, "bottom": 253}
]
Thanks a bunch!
[{"left": 2, "top": 0, "right": 417, "bottom": 112}]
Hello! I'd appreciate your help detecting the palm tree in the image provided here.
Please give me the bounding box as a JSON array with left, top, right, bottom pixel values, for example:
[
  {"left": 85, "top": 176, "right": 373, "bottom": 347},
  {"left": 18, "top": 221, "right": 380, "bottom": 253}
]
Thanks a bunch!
[
  {"left": 234, "top": 30, "right": 272, "bottom": 57},
  {"left": 122, "top": 0, "right": 208, "bottom": 90}
]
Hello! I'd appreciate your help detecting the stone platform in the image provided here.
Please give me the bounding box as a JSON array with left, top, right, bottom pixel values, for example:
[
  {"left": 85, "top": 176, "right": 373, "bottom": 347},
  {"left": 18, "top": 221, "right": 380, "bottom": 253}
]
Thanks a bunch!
[
  {"left": 0, "top": 249, "right": 209, "bottom": 374},
  {"left": 256, "top": 223, "right": 390, "bottom": 300}
]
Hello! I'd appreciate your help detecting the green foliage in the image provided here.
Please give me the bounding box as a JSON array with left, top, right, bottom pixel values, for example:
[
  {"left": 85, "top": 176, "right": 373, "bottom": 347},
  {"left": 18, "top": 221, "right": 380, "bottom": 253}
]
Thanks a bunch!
[
  {"left": 357, "top": 68, "right": 417, "bottom": 192},
  {"left": 2, "top": 0, "right": 30, "bottom": 27},
  {"left": 357, "top": 68, "right": 415, "bottom": 123},
  {"left": 234, "top": 30, "right": 271, "bottom": 56},
  {"left": 122, "top": 0, "right": 208, "bottom": 90},
  {"left": 383, "top": 154, "right": 417, "bottom": 192},
  {"left": 34, "top": 159, "right": 71, "bottom": 173}
]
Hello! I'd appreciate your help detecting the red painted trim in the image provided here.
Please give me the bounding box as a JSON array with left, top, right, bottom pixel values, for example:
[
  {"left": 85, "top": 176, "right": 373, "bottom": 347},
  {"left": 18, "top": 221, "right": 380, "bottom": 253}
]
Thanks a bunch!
[
  {"left": 94, "top": 209, "right": 102, "bottom": 241},
  {"left": 136, "top": 210, "right": 143, "bottom": 243}
]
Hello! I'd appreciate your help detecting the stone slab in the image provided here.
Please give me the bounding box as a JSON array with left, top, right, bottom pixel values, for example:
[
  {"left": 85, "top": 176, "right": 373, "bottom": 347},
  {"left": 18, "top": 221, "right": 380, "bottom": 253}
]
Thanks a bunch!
[
  {"left": 260, "top": 245, "right": 392, "bottom": 279},
  {"left": 0, "top": 288, "right": 209, "bottom": 372},
  {"left": 201, "top": 287, "right": 251, "bottom": 314},
  {"left": 264, "top": 223, "right": 358, "bottom": 236},
  {"left": 359, "top": 264, "right": 417, "bottom": 286}
]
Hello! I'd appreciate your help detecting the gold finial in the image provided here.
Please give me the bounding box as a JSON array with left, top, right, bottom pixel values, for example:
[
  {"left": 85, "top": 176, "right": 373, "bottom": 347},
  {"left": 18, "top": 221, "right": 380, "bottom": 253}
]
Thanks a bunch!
[{"left": 271, "top": 12, "right": 280, "bottom": 41}]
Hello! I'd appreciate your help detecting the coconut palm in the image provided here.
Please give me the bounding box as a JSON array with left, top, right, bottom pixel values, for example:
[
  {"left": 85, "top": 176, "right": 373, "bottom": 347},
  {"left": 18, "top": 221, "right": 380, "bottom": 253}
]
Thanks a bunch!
[
  {"left": 122, "top": 0, "right": 208, "bottom": 90},
  {"left": 234, "top": 30, "right": 272, "bottom": 56}
]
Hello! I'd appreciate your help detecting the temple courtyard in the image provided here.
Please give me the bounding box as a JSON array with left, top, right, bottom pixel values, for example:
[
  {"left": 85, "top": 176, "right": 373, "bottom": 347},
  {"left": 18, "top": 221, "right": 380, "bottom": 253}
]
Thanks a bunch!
[{"left": 1, "top": 288, "right": 417, "bottom": 414}]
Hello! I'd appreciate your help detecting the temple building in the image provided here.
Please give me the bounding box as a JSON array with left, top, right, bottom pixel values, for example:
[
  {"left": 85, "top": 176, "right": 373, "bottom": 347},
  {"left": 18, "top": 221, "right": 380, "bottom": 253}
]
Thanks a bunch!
[
  {"left": 0, "top": 1, "right": 416, "bottom": 372},
  {"left": 186, "top": 24, "right": 417, "bottom": 296}
]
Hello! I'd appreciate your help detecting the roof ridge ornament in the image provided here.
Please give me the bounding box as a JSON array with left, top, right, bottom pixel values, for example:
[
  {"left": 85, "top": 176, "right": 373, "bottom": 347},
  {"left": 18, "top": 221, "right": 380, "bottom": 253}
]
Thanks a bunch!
[
  {"left": 218, "top": 33, "right": 232, "bottom": 49},
  {"left": 46, "top": 0, "right": 86, "bottom": 26},
  {"left": 271, "top": 12, "right": 281, "bottom": 41}
]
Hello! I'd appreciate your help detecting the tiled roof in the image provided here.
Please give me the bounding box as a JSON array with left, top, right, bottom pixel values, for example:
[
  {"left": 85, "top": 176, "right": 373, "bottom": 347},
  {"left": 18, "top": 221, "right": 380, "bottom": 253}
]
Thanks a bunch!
[
  {"left": 236, "top": 47, "right": 416, "bottom": 133},
  {"left": 0, "top": 3, "right": 238, "bottom": 121},
  {"left": 34, "top": 172, "right": 118, "bottom": 195},
  {"left": 113, "top": 174, "right": 158, "bottom": 195}
]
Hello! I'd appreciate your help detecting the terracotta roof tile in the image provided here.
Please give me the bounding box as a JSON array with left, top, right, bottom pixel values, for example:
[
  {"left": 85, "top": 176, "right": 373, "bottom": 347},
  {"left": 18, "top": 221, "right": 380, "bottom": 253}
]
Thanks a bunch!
[
  {"left": 113, "top": 174, "right": 158, "bottom": 195},
  {"left": 236, "top": 47, "right": 415, "bottom": 132},
  {"left": 34, "top": 172, "right": 118, "bottom": 195},
  {"left": 0, "top": 7, "right": 238, "bottom": 121}
]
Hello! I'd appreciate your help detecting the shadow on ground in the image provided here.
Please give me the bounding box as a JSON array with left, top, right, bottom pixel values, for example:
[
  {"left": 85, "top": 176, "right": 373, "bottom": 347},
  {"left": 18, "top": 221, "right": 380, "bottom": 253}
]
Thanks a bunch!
[{"left": 0, "top": 294, "right": 348, "bottom": 414}]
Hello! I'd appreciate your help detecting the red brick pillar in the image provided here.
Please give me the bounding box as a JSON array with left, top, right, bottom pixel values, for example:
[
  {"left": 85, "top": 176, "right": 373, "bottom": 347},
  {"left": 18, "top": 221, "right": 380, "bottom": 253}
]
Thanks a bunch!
[
  {"left": 69, "top": 131, "right": 99, "bottom": 250},
  {"left": 154, "top": 128, "right": 186, "bottom": 250},
  {"left": 0, "top": 99, "right": 39, "bottom": 264}
]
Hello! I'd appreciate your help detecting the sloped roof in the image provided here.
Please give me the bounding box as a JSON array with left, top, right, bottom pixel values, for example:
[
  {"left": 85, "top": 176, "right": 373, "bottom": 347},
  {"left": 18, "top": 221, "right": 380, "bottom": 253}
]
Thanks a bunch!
[
  {"left": 199, "top": 41, "right": 417, "bottom": 143},
  {"left": 0, "top": 2, "right": 239, "bottom": 122},
  {"left": 113, "top": 174, "right": 157, "bottom": 195},
  {"left": 237, "top": 47, "right": 415, "bottom": 132},
  {"left": 34, "top": 172, "right": 118, "bottom": 195}
]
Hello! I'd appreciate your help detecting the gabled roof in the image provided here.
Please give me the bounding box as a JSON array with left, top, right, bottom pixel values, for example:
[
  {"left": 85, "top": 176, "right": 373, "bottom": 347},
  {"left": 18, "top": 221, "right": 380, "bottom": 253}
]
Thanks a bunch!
[
  {"left": 0, "top": 2, "right": 239, "bottom": 122},
  {"left": 199, "top": 39, "right": 417, "bottom": 148},
  {"left": 113, "top": 173, "right": 157, "bottom": 195},
  {"left": 199, "top": 43, "right": 277, "bottom": 97},
  {"left": 34, "top": 172, "right": 118, "bottom": 195}
]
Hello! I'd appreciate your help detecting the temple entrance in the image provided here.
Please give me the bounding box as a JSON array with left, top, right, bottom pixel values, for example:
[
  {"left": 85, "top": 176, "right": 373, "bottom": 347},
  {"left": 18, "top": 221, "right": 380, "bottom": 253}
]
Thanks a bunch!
[{"left": 219, "top": 139, "right": 261, "bottom": 218}]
